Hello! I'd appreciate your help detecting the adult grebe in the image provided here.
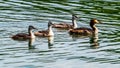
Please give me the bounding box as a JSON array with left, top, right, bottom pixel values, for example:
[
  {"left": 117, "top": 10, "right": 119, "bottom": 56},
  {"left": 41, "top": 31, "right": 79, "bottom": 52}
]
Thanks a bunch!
[
  {"left": 52, "top": 14, "right": 78, "bottom": 29},
  {"left": 34, "top": 21, "right": 54, "bottom": 37},
  {"left": 11, "top": 25, "right": 37, "bottom": 40},
  {"left": 69, "top": 19, "right": 100, "bottom": 35}
]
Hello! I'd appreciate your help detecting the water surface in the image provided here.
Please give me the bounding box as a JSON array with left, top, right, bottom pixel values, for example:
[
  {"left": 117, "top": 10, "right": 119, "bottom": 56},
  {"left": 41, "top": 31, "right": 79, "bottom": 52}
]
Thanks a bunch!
[{"left": 0, "top": 0, "right": 120, "bottom": 68}]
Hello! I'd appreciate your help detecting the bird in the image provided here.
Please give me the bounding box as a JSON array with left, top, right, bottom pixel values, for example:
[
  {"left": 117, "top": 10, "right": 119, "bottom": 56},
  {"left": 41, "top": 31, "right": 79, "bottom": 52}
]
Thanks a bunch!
[
  {"left": 34, "top": 21, "right": 54, "bottom": 37},
  {"left": 11, "top": 25, "right": 37, "bottom": 40},
  {"left": 69, "top": 18, "right": 100, "bottom": 36},
  {"left": 52, "top": 14, "right": 78, "bottom": 29}
]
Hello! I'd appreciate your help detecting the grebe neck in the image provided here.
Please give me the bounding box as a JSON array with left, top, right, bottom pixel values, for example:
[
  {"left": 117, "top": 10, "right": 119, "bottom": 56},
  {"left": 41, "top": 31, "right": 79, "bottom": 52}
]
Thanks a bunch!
[
  {"left": 48, "top": 26, "right": 54, "bottom": 36},
  {"left": 72, "top": 17, "right": 77, "bottom": 28},
  {"left": 90, "top": 22, "right": 98, "bottom": 34},
  {"left": 28, "top": 29, "right": 35, "bottom": 38}
]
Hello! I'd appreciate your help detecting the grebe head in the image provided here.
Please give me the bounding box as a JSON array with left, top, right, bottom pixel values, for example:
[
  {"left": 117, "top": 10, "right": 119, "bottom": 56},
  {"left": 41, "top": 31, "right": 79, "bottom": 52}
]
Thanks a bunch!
[
  {"left": 48, "top": 21, "right": 53, "bottom": 27},
  {"left": 72, "top": 14, "right": 78, "bottom": 20},
  {"left": 90, "top": 19, "right": 100, "bottom": 24},
  {"left": 28, "top": 25, "right": 37, "bottom": 31},
  {"left": 90, "top": 19, "right": 100, "bottom": 27},
  {"left": 28, "top": 25, "right": 37, "bottom": 37}
]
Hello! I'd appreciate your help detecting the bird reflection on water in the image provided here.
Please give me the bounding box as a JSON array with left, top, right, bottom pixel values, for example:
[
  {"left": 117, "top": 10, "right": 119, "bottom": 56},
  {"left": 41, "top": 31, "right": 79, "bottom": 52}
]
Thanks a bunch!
[
  {"left": 70, "top": 33, "right": 99, "bottom": 49},
  {"left": 89, "top": 33, "right": 99, "bottom": 49},
  {"left": 28, "top": 38, "right": 35, "bottom": 49},
  {"left": 48, "top": 36, "right": 54, "bottom": 49},
  {"left": 28, "top": 36, "right": 54, "bottom": 49}
]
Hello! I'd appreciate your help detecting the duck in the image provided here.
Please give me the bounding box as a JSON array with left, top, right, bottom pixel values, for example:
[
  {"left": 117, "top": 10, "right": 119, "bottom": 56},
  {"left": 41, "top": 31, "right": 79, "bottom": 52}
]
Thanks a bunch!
[
  {"left": 52, "top": 14, "right": 78, "bottom": 29},
  {"left": 11, "top": 25, "right": 37, "bottom": 40},
  {"left": 34, "top": 21, "right": 54, "bottom": 37},
  {"left": 69, "top": 19, "right": 100, "bottom": 35}
]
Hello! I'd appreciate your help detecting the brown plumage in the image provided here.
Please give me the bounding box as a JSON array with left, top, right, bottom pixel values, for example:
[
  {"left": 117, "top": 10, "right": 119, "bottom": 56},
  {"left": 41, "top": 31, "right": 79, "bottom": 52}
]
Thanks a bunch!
[
  {"left": 34, "top": 21, "right": 54, "bottom": 37},
  {"left": 52, "top": 14, "right": 78, "bottom": 29},
  {"left": 69, "top": 19, "right": 100, "bottom": 35},
  {"left": 12, "top": 33, "right": 30, "bottom": 40},
  {"left": 53, "top": 23, "right": 73, "bottom": 29},
  {"left": 69, "top": 28, "right": 93, "bottom": 35},
  {"left": 35, "top": 30, "right": 49, "bottom": 37},
  {"left": 11, "top": 25, "right": 36, "bottom": 40}
]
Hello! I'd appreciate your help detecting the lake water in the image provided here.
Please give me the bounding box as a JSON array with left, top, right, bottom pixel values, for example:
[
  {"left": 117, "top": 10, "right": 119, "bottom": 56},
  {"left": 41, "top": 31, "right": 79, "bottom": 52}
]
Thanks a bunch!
[{"left": 0, "top": 0, "right": 120, "bottom": 68}]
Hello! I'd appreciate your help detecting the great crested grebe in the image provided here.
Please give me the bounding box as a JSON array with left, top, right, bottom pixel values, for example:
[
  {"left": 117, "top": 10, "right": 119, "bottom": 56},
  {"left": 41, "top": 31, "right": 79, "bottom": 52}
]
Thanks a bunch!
[
  {"left": 34, "top": 21, "right": 54, "bottom": 37},
  {"left": 69, "top": 19, "right": 100, "bottom": 35},
  {"left": 52, "top": 14, "right": 78, "bottom": 29},
  {"left": 12, "top": 25, "right": 37, "bottom": 40}
]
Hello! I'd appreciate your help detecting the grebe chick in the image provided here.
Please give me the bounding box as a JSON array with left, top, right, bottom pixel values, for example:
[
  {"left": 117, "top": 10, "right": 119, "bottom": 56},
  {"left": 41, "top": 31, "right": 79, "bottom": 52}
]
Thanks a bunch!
[
  {"left": 12, "top": 25, "right": 37, "bottom": 40},
  {"left": 34, "top": 21, "right": 54, "bottom": 37},
  {"left": 69, "top": 19, "right": 100, "bottom": 35},
  {"left": 52, "top": 14, "right": 78, "bottom": 29}
]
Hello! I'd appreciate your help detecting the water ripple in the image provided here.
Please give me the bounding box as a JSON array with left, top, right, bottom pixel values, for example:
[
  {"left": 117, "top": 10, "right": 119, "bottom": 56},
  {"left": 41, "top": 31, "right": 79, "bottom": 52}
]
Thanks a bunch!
[{"left": 0, "top": 0, "right": 120, "bottom": 68}]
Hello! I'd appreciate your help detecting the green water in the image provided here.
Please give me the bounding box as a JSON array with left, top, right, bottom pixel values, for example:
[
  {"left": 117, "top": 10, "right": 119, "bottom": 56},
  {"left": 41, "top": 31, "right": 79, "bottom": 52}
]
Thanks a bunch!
[{"left": 0, "top": 0, "right": 120, "bottom": 68}]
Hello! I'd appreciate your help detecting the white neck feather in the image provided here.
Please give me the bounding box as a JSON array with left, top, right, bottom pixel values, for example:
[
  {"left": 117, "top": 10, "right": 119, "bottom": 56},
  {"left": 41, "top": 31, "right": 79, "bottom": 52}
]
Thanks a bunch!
[
  {"left": 72, "top": 17, "right": 77, "bottom": 29},
  {"left": 48, "top": 26, "right": 54, "bottom": 36},
  {"left": 30, "top": 30, "right": 35, "bottom": 38},
  {"left": 73, "top": 20, "right": 77, "bottom": 28}
]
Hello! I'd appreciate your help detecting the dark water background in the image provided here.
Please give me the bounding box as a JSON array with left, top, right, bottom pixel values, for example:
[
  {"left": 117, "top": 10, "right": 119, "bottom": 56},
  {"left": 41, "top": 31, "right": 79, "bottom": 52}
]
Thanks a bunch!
[{"left": 0, "top": 0, "right": 120, "bottom": 68}]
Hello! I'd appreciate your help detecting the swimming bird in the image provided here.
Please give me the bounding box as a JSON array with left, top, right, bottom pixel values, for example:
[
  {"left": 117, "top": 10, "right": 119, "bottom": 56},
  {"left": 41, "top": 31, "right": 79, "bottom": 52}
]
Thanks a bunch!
[
  {"left": 52, "top": 14, "right": 78, "bottom": 29},
  {"left": 69, "top": 19, "right": 100, "bottom": 35},
  {"left": 34, "top": 21, "right": 54, "bottom": 37},
  {"left": 12, "top": 25, "right": 37, "bottom": 40}
]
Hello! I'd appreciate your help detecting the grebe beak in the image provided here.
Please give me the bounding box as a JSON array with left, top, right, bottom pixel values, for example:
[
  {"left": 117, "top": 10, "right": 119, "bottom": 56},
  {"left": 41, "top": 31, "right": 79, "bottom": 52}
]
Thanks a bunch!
[
  {"left": 96, "top": 20, "right": 102, "bottom": 24},
  {"left": 94, "top": 19, "right": 101, "bottom": 24},
  {"left": 48, "top": 20, "right": 54, "bottom": 26},
  {"left": 34, "top": 27, "right": 38, "bottom": 30},
  {"left": 72, "top": 14, "right": 79, "bottom": 19},
  {"left": 75, "top": 15, "right": 79, "bottom": 19},
  {"left": 32, "top": 26, "right": 38, "bottom": 30},
  {"left": 97, "top": 20, "right": 102, "bottom": 24}
]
